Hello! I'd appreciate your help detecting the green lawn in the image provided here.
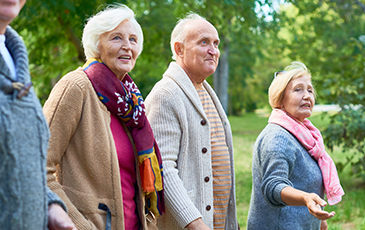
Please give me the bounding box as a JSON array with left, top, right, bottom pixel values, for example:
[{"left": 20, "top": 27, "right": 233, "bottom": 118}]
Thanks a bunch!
[{"left": 230, "top": 111, "right": 365, "bottom": 230}]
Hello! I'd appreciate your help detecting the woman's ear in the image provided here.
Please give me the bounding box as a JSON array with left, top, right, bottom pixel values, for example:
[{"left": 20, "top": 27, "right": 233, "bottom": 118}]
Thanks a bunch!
[{"left": 174, "top": 42, "right": 184, "bottom": 57}]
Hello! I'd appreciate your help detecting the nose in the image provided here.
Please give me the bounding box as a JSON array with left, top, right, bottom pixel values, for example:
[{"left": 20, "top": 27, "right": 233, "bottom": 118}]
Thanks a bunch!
[
  {"left": 303, "top": 91, "right": 311, "bottom": 99},
  {"left": 208, "top": 44, "right": 219, "bottom": 56},
  {"left": 208, "top": 48, "right": 218, "bottom": 56},
  {"left": 121, "top": 40, "right": 131, "bottom": 50}
]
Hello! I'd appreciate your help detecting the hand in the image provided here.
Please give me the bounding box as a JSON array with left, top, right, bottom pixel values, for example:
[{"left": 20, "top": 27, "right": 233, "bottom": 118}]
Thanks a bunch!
[
  {"left": 320, "top": 220, "right": 328, "bottom": 230},
  {"left": 48, "top": 204, "right": 77, "bottom": 230},
  {"left": 186, "top": 218, "right": 211, "bottom": 230},
  {"left": 304, "top": 193, "right": 335, "bottom": 220},
  {"left": 11, "top": 82, "right": 24, "bottom": 90}
]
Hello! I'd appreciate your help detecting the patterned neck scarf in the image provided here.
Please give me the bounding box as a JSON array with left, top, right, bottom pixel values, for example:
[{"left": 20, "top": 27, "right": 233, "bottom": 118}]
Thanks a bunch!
[
  {"left": 83, "top": 58, "right": 164, "bottom": 217},
  {"left": 269, "top": 109, "right": 344, "bottom": 205}
]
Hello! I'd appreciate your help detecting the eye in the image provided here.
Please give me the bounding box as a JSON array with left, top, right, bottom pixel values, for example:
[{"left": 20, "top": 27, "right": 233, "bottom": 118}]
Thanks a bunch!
[
  {"left": 294, "top": 87, "right": 302, "bottom": 92},
  {"left": 308, "top": 88, "right": 313, "bottom": 93},
  {"left": 201, "top": 40, "right": 207, "bottom": 45},
  {"left": 214, "top": 41, "right": 219, "bottom": 46},
  {"left": 130, "top": 37, "right": 137, "bottom": 43},
  {"left": 112, "top": 36, "right": 121, "bottom": 40}
]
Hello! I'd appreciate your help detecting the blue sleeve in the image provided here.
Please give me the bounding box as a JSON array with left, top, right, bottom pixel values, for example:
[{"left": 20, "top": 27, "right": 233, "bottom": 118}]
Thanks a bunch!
[
  {"left": 259, "top": 127, "right": 296, "bottom": 207},
  {"left": 47, "top": 186, "right": 67, "bottom": 212}
]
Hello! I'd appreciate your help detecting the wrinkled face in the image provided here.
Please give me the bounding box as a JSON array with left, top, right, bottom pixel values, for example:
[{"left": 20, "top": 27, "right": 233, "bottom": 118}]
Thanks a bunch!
[
  {"left": 98, "top": 20, "right": 139, "bottom": 80},
  {"left": 177, "top": 20, "right": 220, "bottom": 83},
  {"left": 282, "top": 75, "right": 315, "bottom": 122},
  {"left": 0, "top": 0, "right": 26, "bottom": 28}
]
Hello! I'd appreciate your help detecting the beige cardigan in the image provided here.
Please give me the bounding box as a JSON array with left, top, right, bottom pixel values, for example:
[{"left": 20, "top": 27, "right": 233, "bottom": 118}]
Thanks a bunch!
[
  {"left": 145, "top": 62, "right": 238, "bottom": 229},
  {"left": 43, "top": 67, "right": 150, "bottom": 230}
]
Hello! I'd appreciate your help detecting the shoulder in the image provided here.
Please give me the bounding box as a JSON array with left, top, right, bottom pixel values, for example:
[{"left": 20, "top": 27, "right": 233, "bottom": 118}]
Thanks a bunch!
[{"left": 255, "top": 124, "right": 302, "bottom": 156}]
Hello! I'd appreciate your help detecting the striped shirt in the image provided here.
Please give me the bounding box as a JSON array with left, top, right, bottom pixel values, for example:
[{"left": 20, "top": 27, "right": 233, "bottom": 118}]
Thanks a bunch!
[{"left": 195, "top": 84, "right": 232, "bottom": 229}]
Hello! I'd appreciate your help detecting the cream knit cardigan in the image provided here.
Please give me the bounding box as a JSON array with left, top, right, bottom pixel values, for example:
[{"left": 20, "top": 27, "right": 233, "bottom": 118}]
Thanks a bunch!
[{"left": 145, "top": 62, "right": 238, "bottom": 229}]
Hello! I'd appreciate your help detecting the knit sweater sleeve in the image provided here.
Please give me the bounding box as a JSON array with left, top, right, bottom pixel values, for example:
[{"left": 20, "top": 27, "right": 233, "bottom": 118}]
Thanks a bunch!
[
  {"left": 258, "top": 125, "right": 296, "bottom": 208},
  {"left": 47, "top": 186, "right": 67, "bottom": 211},
  {"left": 145, "top": 84, "right": 203, "bottom": 228}
]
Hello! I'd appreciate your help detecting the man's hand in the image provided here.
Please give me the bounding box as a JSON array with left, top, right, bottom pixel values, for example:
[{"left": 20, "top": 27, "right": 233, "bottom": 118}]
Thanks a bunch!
[
  {"left": 48, "top": 204, "right": 77, "bottom": 230},
  {"left": 186, "top": 218, "right": 211, "bottom": 230}
]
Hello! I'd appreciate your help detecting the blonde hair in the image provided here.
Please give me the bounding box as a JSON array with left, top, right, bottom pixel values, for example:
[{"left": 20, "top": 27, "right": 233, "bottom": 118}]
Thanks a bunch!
[
  {"left": 170, "top": 12, "right": 205, "bottom": 60},
  {"left": 82, "top": 4, "right": 143, "bottom": 60},
  {"left": 268, "top": 61, "right": 315, "bottom": 109}
]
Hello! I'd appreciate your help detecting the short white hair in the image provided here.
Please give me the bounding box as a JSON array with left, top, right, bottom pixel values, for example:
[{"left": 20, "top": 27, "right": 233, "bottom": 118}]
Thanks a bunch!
[
  {"left": 170, "top": 12, "right": 205, "bottom": 60},
  {"left": 82, "top": 4, "right": 143, "bottom": 60}
]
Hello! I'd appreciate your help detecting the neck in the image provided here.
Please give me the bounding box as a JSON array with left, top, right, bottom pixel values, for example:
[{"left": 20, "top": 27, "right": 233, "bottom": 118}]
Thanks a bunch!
[
  {"left": 0, "top": 22, "right": 8, "bottom": 35},
  {"left": 176, "top": 61, "right": 206, "bottom": 85}
]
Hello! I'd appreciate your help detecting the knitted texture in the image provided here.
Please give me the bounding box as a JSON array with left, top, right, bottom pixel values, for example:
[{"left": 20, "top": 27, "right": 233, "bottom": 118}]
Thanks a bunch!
[
  {"left": 43, "top": 68, "right": 150, "bottom": 230},
  {"left": 0, "top": 26, "right": 65, "bottom": 230},
  {"left": 247, "top": 124, "right": 323, "bottom": 230},
  {"left": 269, "top": 109, "right": 344, "bottom": 205},
  {"left": 145, "top": 62, "right": 238, "bottom": 230},
  {"left": 195, "top": 84, "right": 231, "bottom": 229}
]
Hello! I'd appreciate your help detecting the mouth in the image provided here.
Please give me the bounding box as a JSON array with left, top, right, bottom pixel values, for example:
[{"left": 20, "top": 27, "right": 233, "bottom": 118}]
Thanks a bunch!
[
  {"left": 205, "top": 59, "right": 216, "bottom": 62},
  {"left": 300, "top": 103, "right": 311, "bottom": 109},
  {"left": 118, "top": 55, "right": 131, "bottom": 61}
]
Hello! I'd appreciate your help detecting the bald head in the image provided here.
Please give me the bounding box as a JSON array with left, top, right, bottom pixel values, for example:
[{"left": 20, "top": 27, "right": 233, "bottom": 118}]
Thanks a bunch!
[{"left": 173, "top": 17, "right": 220, "bottom": 84}]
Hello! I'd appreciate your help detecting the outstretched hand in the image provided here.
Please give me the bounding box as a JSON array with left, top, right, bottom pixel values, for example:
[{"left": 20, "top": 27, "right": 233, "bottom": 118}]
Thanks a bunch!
[
  {"left": 48, "top": 204, "right": 77, "bottom": 230},
  {"left": 305, "top": 193, "right": 335, "bottom": 220}
]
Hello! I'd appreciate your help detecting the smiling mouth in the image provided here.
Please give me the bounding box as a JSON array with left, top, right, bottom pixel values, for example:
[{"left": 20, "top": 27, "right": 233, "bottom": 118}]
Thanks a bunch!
[{"left": 119, "top": 56, "right": 131, "bottom": 60}]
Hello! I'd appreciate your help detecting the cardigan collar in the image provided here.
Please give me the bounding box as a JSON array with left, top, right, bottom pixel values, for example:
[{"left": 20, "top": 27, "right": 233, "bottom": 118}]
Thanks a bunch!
[
  {"left": 163, "top": 62, "right": 227, "bottom": 123},
  {"left": 0, "top": 26, "right": 30, "bottom": 84},
  {"left": 163, "top": 62, "right": 208, "bottom": 119}
]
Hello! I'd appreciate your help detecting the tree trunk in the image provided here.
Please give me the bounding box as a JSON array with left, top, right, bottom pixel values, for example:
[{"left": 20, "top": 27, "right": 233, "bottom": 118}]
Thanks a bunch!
[{"left": 213, "top": 41, "right": 229, "bottom": 114}]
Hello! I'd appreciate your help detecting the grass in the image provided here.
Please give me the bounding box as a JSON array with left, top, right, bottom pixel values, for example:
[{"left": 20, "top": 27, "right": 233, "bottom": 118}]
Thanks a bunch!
[{"left": 230, "top": 110, "right": 365, "bottom": 230}]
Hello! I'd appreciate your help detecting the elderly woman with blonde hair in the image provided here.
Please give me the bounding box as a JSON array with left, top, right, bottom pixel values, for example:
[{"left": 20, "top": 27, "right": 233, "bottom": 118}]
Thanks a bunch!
[
  {"left": 43, "top": 4, "right": 164, "bottom": 230},
  {"left": 247, "top": 61, "right": 344, "bottom": 230}
]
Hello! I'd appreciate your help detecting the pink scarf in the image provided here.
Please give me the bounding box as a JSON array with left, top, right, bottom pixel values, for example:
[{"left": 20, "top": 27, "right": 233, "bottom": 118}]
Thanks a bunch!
[{"left": 269, "top": 109, "right": 344, "bottom": 205}]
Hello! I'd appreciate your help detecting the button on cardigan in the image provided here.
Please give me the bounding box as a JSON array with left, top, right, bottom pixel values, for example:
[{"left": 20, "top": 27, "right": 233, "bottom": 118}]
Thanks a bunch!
[{"left": 145, "top": 62, "right": 238, "bottom": 230}]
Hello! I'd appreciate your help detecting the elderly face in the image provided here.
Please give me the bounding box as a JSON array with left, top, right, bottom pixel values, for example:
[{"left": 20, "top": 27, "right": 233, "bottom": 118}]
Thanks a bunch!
[
  {"left": 98, "top": 20, "right": 139, "bottom": 80},
  {"left": 0, "top": 0, "right": 26, "bottom": 33},
  {"left": 282, "top": 75, "right": 315, "bottom": 122},
  {"left": 176, "top": 19, "right": 220, "bottom": 84}
]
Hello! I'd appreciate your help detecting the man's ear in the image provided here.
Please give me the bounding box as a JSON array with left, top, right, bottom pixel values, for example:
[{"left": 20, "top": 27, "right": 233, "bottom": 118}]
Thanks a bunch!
[{"left": 174, "top": 42, "right": 184, "bottom": 57}]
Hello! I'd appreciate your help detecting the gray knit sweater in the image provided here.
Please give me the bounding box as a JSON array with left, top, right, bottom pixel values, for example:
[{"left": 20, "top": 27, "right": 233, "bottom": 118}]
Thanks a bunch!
[
  {"left": 247, "top": 124, "right": 324, "bottom": 230},
  {"left": 0, "top": 26, "right": 66, "bottom": 230}
]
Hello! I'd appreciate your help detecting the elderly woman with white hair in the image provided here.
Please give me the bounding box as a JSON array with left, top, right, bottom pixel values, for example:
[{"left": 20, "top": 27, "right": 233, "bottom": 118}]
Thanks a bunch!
[
  {"left": 247, "top": 62, "right": 344, "bottom": 230},
  {"left": 43, "top": 4, "right": 164, "bottom": 230}
]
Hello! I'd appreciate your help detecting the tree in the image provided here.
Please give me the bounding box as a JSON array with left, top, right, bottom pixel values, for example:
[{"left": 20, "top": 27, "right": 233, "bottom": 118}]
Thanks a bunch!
[
  {"left": 275, "top": 0, "right": 365, "bottom": 179},
  {"left": 12, "top": 0, "right": 278, "bottom": 115}
]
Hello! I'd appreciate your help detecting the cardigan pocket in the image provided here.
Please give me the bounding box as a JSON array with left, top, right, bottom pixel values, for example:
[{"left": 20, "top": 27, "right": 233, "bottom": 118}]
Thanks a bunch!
[{"left": 63, "top": 185, "right": 116, "bottom": 230}]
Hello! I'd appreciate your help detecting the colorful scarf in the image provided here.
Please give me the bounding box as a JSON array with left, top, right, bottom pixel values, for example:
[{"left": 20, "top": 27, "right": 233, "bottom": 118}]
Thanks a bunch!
[
  {"left": 83, "top": 58, "right": 165, "bottom": 217},
  {"left": 269, "top": 109, "right": 344, "bottom": 205}
]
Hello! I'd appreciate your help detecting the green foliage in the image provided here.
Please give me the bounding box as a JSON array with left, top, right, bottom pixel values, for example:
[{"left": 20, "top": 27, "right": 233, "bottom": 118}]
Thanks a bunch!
[
  {"left": 272, "top": 1, "right": 365, "bottom": 181},
  {"left": 11, "top": 0, "right": 278, "bottom": 113}
]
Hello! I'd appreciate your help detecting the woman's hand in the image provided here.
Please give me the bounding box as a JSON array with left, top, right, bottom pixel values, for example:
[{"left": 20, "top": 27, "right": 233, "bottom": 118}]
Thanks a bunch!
[
  {"left": 304, "top": 193, "right": 335, "bottom": 220},
  {"left": 186, "top": 218, "right": 211, "bottom": 230},
  {"left": 48, "top": 204, "right": 77, "bottom": 230},
  {"left": 281, "top": 187, "right": 335, "bottom": 220}
]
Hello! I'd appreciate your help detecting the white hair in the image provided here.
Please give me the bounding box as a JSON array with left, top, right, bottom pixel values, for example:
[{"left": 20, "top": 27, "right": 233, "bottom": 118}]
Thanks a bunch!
[
  {"left": 82, "top": 4, "right": 143, "bottom": 60},
  {"left": 170, "top": 12, "right": 206, "bottom": 60}
]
